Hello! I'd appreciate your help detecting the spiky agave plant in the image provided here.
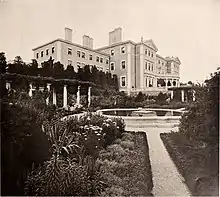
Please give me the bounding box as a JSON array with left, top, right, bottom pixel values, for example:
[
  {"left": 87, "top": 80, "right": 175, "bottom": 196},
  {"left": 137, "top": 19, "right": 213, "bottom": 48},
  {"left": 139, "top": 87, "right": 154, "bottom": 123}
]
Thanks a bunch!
[{"left": 24, "top": 119, "right": 84, "bottom": 195}]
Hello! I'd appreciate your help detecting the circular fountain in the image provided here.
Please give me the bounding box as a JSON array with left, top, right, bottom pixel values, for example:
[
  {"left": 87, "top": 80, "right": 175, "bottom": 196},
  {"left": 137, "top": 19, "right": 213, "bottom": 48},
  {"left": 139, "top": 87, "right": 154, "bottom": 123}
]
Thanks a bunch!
[{"left": 96, "top": 108, "right": 185, "bottom": 130}]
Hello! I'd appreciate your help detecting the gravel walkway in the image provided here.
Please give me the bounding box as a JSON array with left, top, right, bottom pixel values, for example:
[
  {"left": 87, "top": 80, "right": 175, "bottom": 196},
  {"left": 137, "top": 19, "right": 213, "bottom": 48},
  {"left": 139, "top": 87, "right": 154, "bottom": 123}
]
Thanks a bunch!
[{"left": 145, "top": 127, "right": 191, "bottom": 196}]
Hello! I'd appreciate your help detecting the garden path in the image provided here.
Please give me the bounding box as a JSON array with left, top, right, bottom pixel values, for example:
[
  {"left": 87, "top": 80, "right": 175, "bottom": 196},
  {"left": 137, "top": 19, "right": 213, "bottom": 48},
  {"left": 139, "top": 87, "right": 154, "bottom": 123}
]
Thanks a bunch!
[{"left": 128, "top": 127, "right": 191, "bottom": 196}]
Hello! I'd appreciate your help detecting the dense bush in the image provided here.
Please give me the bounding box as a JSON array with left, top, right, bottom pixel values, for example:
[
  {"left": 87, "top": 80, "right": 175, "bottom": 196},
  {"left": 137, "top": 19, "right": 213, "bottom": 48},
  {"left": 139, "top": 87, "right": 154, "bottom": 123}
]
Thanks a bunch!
[
  {"left": 160, "top": 71, "right": 219, "bottom": 196},
  {"left": 1, "top": 101, "right": 51, "bottom": 195},
  {"left": 156, "top": 92, "right": 168, "bottom": 105},
  {"left": 179, "top": 72, "right": 219, "bottom": 145},
  {"left": 24, "top": 113, "right": 126, "bottom": 196},
  {"left": 98, "top": 132, "right": 153, "bottom": 196},
  {"left": 161, "top": 132, "right": 219, "bottom": 196}
]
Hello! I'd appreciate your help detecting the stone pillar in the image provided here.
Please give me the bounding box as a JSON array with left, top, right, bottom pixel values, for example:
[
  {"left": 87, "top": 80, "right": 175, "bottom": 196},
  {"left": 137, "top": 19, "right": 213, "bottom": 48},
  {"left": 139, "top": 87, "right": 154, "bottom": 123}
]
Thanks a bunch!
[
  {"left": 6, "top": 81, "right": 11, "bottom": 91},
  {"left": 46, "top": 83, "right": 51, "bottom": 105},
  {"left": 140, "top": 44, "right": 144, "bottom": 90},
  {"left": 177, "top": 80, "right": 180, "bottom": 87},
  {"left": 76, "top": 85, "right": 80, "bottom": 106},
  {"left": 29, "top": 83, "right": 33, "bottom": 97},
  {"left": 181, "top": 90, "right": 184, "bottom": 102},
  {"left": 63, "top": 85, "right": 68, "bottom": 109},
  {"left": 127, "top": 44, "right": 132, "bottom": 93},
  {"left": 146, "top": 76, "right": 149, "bottom": 87},
  {"left": 192, "top": 89, "right": 196, "bottom": 101},
  {"left": 88, "top": 86, "right": 91, "bottom": 107},
  {"left": 171, "top": 79, "right": 173, "bottom": 87},
  {"left": 154, "top": 77, "right": 157, "bottom": 88},
  {"left": 165, "top": 78, "right": 168, "bottom": 90},
  {"left": 53, "top": 87, "right": 57, "bottom": 105},
  {"left": 170, "top": 90, "right": 174, "bottom": 100}
]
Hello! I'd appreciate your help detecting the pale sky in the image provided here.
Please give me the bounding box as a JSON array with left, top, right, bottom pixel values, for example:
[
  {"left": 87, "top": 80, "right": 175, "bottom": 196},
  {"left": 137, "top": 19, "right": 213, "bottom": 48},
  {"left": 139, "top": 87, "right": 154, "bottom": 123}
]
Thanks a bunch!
[{"left": 0, "top": 0, "right": 220, "bottom": 82}]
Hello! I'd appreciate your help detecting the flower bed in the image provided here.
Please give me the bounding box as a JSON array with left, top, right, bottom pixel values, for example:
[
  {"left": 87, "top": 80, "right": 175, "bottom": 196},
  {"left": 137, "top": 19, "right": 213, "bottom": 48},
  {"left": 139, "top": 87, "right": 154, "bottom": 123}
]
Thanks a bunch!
[
  {"left": 98, "top": 131, "right": 153, "bottom": 196},
  {"left": 160, "top": 132, "right": 219, "bottom": 196},
  {"left": 24, "top": 114, "right": 126, "bottom": 196},
  {"left": 24, "top": 113, "right": 153, "bottom": 196}
]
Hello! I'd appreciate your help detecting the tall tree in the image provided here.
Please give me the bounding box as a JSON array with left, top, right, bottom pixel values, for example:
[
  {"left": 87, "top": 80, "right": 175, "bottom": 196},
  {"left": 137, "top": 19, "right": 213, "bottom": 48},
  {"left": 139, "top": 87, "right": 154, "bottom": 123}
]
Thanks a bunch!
[
  {"left": 41, "top": 57, "right": 54, "bottom": 77},
  {"left": 63, "top": 65, "right": 76, "bottom": 79},
  {"left": 53, "top": 62, "right": 64, "bottom": 79},
  {"left": 0, "top": 52, "right": 7, "bottom": 74},
  {"left": 91, "top": 66, "right": 98, "bottom": 83},
  {"left": 83, "top": 65, "right": 91, "bottom": 81},
  {"left": 0, "top": 52, "right": 7, "bottom": 99},
  {"left": 77, "top": 67, "right": 84, "bottom": 81},
  {"left": 28, "top": 59, "right": 39, "bottom": 76},
  {"left": 8, "top": 56, "right": 26, "bottom": 74}
]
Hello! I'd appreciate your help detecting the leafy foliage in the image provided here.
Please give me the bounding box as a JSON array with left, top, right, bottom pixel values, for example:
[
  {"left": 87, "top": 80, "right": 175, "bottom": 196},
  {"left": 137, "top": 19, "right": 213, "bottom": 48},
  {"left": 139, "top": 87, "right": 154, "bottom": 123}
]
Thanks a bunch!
[
  {"left": 24, "top": 113, "right": 125, "bottom": 196},
  {"left": 3, "top": 54, "right": 119, "bottom": 92},
  {"left": 1, "top": 100, "right": 51, "bottom": 195},
  {"left": 179, "top": 72, "right": 219, "bottom": 145},
  {"left": 98, "top": 132, "right": 153, "bottom": 196},
  {"left": 156, "top": 92, "right": 168, "bottom": 105}
]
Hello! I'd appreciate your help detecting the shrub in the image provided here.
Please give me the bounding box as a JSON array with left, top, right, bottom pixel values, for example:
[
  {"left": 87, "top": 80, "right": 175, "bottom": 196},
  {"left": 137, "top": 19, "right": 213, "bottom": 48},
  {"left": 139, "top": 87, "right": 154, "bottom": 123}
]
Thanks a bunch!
[
  {"left": 120, "top": 140, "right": 135, "bottom": 150},
  {"left": 24, "top": 156, "right": 106, "bottom": 196},
  {"left": 156, "top": 92, "right": 168, "bottom": 105},
  {"left": 1, "top": 101, "right": 51, "bottom": 196},
  {"left": 121, "top": 132, "right": 133, "bottom": 141},
  {"left": 99, "top": 132, "right": 153, "bottom": 196}
]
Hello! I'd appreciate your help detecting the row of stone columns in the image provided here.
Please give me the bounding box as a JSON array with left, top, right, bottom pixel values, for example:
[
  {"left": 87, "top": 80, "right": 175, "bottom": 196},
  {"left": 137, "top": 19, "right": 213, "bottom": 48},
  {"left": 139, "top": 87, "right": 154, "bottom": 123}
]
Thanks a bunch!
[
  {"left": 170, "top": 89, "right": 196, "bottom": 102},
  {"left": 165, "top": 79, "right": 179, "bottom": 89},
  {"left": 6, "top": 81, "right": 92, "bottom": 108},
  {"left": 146, "top": 76, "right": 157, "bottom": 87}
]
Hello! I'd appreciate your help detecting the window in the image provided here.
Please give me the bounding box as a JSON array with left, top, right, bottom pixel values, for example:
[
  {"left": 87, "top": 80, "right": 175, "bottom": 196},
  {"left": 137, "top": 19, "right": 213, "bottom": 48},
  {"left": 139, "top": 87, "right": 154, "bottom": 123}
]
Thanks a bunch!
[
  {"left": 89, "top": 54, "right": 93, "bottom": 60},
  {"left": 82, "top": 52, "right": 85, "bottom": 58},
  {"left": 148, "top": 51, "right": 150, "bottom": 56},
  {"left": 68, "top": 60, "right": 72, "bottom": 65},
  {"left": 52, "top": 47, "right": 55, "bottom": 54},
  {"left": 46, "top": 49, "right": 49, "bottom": 55},
  {"left": 151, "top": 64, "right": 153, "bottom": 71},
  {"left": 68, "top": 48, "right": 72, "bottom": 55},
  {"left": 148, "top": 63, "right": 151, "bottom": 70},
  {"left": 162, "top": 62, "right": 164, "bottom": 66},
  {"left": 111, "top": 50, "right": 114, "bottom": 56},
  {"left": 36, "top": 53, "right": 39, "bottom": 59},
  {"left": 121, "top": 46, "right": 125, "bottom": 54},
  {"left": 121, "top": 76, "right": 126, "bottom": 87},
  {"left": 41, "top": 51, "right": 44, "bottom": 57},
  {"left": 77, "top": 51, "right": 80, "bottom": 57},
  {"left": 96, "top": 56, "right": 99, "bottom": 62},
  {"left": 100, "top": 58, "right": 103, "bottom": 63},
  {"left": 151, "top": 52, "right": 153, "bottom": 58},
  {"left": 110, "top": 62, "right": 115, "bottom": 71},
  {"left": 158, "top": 60, "right": 160, "bottom": 64},
  {"left": 145, "top": 49, "right": 147, "bottom": 55},
  {"left": 121, "top": 60, "right": 126, "bottom": 69},
  {"left": 167, "top": 64, "right": 171, "bottom": 73},
  {"left": 145, "top": 62, "right": 148, "bottom": 70},
  {"left": 106, "top": 59, "right": 109, "bottom": 64}
]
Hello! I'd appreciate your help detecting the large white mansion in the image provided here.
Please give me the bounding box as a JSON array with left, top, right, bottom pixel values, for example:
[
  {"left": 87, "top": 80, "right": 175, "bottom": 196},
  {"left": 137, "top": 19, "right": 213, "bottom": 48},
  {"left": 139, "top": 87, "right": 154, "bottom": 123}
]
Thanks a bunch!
[{"left": 33, "top": 27, "right": 180, "bottom": 95}]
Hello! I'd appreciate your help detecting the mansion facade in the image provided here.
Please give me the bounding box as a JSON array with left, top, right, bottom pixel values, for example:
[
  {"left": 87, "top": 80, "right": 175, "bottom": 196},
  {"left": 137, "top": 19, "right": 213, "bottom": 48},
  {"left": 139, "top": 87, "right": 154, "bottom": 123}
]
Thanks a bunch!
[{"left": 33, "top": 27, "right": 180, "bottom": 95}]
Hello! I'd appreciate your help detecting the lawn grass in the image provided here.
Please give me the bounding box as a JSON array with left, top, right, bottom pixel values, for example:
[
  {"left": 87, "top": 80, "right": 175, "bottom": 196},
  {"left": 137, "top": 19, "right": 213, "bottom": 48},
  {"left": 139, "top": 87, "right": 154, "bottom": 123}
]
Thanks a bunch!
[
  {"left": 160, "top": 132, "right": 219, "bottom": 196},
  {"left": 99, "top": 131, "right": 153, "bottom": 196}
]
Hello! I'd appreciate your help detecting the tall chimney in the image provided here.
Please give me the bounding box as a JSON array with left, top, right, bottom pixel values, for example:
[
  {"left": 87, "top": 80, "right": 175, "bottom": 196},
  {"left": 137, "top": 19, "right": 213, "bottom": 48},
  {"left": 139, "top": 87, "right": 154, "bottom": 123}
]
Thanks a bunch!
[
  {"left": 65, "top": 27, "right": 72, "bottom": 42},
  {"left": 109, "top": 27, "right": 122, "bottom": 45},
  {"left": 89, "top": 37, "right": 93, "bottom": 49},
  {"left": 83, "top": 35, "right": 93, "bottom": 49}
]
